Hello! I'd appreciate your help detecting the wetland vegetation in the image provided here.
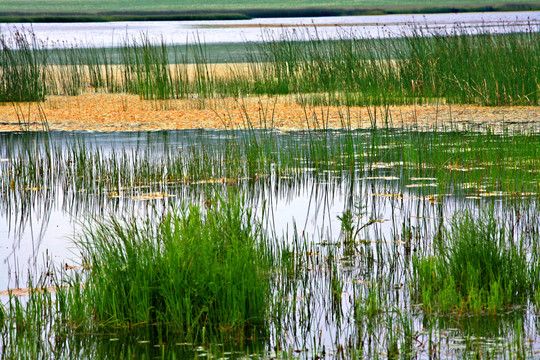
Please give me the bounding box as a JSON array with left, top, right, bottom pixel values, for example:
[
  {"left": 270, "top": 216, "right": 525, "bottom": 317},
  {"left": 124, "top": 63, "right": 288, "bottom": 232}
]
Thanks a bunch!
[
  {"left": 2, "top": 119, "right": 540, "bottom": 358},
  {"left": 1, "top": 25, "right": 539, "bottom": 105},
  {"left": 1, "top": 18, "right": 540, "bottom": 360}
]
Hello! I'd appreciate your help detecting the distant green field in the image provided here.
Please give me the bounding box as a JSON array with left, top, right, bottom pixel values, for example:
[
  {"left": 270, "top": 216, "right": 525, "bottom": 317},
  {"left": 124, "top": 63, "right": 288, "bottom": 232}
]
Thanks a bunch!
[
  {"left": 0, "top": 0, "right": 538, "bottom": 22},
  {"left": 0, "top": 0, "right": 531, "bottom": 12}
]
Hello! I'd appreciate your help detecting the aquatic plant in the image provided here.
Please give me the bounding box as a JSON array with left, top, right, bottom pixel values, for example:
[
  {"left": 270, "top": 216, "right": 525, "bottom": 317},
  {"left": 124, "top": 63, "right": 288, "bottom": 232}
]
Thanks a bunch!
[
  {"left": 67, "top": 195, "right": 271, "bottom": 341},
  {"left": 0, "top": 30, "right": 47, "bottom": 102},
  {"left": 3, "top": 25, "right": 538, "bottom": 105},
  {"left": 413, "top": 210, "right": 540, "bottom": 314},
  {"left": 0, "top": 302, "right": 5, "bottom": 325},
  {"left": 2, "top": 126, "right": 540, "bottom": 358}
]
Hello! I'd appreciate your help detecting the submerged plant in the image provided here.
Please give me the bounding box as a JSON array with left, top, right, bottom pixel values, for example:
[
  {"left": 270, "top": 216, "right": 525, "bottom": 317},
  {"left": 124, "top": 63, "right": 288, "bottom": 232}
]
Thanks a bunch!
[
  {"left": 68, "top": 195, "right": 271, "bottom": 342},
  {"left": 413, "top": 210, "right": 539, "bottom": 314}
]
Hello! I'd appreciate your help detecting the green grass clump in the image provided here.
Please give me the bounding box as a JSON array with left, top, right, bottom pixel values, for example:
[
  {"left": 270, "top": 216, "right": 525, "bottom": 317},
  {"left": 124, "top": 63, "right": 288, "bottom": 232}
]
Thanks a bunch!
[
  {"left": 413, "top": 211, "right": 539, "bottom": 314},
  {"left": 120, "top": 37, "right": 178, "bottom": 100},
  {"left": 0, "top": 31, "right": 47, "bottom": 102},
  {"left": 70, "top": 196, "right": 271, "bottom": 341}
]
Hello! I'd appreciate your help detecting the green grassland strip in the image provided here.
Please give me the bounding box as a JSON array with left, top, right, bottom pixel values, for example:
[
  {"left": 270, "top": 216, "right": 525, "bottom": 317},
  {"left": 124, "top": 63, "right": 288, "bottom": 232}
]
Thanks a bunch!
[{"left": 1, "top": 3, "right": 539, "bottom": 23}]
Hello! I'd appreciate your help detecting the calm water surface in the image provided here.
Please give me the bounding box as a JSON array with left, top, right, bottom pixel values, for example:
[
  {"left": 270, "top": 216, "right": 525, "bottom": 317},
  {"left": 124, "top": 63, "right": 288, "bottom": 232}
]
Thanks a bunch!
[
  {"left": 1, "top": 130, "right": 539, "bottom": 359},
  {"left": 1, "top": 11, "right": 540, "bottom": 355},
  {"left": 1, "top": 11, "right": 538, "bottom": 47}
]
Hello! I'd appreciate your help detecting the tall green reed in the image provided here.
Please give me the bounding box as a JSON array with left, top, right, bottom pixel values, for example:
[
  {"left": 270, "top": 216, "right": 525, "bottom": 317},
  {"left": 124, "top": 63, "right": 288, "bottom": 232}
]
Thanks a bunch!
[
  {"left": 400, "top": 29, "right": 540, "bottom": 105},
  {"left": 4, "top": 26, "right": 538, "bottom": 105},
  {"left": 120, "top": 35, "right": 176, "bottom": 100},
  {"left": 0, "top": 30, "right": 47, "bottom": 102},
  {"left": 413, "top": 209, "right": 540, "bottom": 314},
  {"left": 3, "top": 119, "right": 540, "bottom": 213},
  {"left": 252, "top": 28, "right": 539, "bottom": 106}
]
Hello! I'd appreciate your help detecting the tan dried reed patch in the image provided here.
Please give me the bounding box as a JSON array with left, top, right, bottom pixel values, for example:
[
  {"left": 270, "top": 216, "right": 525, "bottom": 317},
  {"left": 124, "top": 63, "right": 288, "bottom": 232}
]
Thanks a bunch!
[{"left": 1, "top": 92, "right": 539, "bottom": 132}]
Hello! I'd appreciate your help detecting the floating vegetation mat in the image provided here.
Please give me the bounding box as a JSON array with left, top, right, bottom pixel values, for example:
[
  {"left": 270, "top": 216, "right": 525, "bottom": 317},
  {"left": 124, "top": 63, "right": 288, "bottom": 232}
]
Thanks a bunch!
[
  {"left": 1, "top": 127, "right": 540, "bottom": 359},
  {"left": 1, "top": 94, "right": 540, "bottom": 132}
]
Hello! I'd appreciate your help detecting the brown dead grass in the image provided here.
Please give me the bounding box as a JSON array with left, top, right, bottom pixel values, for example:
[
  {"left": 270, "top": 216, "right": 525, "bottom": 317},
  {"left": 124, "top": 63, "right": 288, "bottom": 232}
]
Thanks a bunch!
[
  {"left": 47, "top": 63, "right": 257, "bottom": 84},
  {"left": 1, "top": 92, "right": 539, "bottom": 132},
  {"left": 0, "top": 286, "right": 61, "bottom": 296}
]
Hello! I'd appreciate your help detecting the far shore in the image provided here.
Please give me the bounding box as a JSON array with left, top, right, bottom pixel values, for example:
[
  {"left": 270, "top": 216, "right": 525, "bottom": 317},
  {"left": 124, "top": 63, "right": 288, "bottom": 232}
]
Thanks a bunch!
[{"left": 1, "top": 3, "right": 539, "bottom": 23}]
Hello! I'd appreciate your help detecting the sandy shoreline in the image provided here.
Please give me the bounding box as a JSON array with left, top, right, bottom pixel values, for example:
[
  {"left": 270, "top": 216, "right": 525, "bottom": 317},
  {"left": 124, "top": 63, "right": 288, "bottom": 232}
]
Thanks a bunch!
[{"left": 1, "top": 93, "right": 539, "bottom": 133}]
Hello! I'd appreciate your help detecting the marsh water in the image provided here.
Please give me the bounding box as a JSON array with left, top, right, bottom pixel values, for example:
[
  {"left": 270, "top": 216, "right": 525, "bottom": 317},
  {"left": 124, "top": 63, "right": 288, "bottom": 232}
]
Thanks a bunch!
[
  {"left": 1, "top": 11, "right": 539, "bottom": 47},
  {"left": 1, "top": 9, "right": 540, "bottom": 358},
  {"left": 1, "top": 128, "right": 540, "bottom": 359}
]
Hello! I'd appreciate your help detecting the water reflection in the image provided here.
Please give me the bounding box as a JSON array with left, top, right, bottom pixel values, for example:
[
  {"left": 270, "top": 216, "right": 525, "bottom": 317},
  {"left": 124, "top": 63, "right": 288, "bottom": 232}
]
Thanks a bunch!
[{"left": 1, "top": 129, "right": 539, "bottom": 358}]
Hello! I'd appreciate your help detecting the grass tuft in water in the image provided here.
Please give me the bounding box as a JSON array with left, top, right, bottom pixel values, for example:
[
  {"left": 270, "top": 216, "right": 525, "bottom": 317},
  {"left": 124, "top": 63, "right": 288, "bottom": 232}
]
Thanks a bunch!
[
  {"left": 413, "top": 210, "right": 540, "bottom": 314},
  {"left": 68, "top": 195, "right": 271, "bottom": 342}
]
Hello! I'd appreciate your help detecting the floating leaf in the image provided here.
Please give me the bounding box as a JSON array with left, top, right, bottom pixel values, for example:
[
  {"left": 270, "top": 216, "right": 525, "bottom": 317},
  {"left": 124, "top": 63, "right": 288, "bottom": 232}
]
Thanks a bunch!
[
  {"left": 410, "top": 177, "right": 437, "bottom": 181},
  {"left": 132, "top": 192, "right": 172, "bottom": 200},
  {"left": 406, "top": 183, "right": 437, "bottom": 188},
  {"left": 23, "top": 186, "right": 43, "bottom": 191},
  {"left": 362, "top": 176, "right": 400, "bottom": 180},
  {"left": 479, "top": 191, "right": 508, "bottom": 197}
]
